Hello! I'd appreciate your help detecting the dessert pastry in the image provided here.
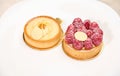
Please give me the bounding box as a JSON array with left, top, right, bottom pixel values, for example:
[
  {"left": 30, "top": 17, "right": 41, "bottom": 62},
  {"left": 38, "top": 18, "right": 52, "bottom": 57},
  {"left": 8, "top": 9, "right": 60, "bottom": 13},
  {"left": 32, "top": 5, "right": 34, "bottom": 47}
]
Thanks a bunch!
[
  {"left": 62, "top": 18, "right": 103, "bottom": 60},
  {"left": 23, "top": 16, "right": 63, "bottom": 50}
]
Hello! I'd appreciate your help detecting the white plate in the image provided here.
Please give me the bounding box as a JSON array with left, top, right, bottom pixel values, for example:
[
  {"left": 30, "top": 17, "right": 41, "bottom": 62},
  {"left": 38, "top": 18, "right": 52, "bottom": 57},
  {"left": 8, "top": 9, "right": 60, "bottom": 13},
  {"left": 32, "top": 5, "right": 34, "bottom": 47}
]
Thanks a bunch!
[{"left": 0, "top": 0, "right": 120, "bottom": 76}]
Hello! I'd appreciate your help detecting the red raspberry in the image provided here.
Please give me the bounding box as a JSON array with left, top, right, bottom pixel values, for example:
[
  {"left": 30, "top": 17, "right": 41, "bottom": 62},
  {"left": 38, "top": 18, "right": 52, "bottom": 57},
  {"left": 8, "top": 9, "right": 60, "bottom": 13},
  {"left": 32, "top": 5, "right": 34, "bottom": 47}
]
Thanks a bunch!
[
  {"left": 66, "top": 24, "right": 75, "bottom": 34},
  {"left": 65, "top": 32, "right": 74, "bottom": 44},
  {"left": 72, "top": 39, "right": 83, "bottom": 50},
  {"left": 65, "top": 24, "right": 75, "bottom": 44},
  {"left": 86, "top": 30, "right": 93, "bottom": 37},
  {"left": 65, "top": 36, "right": 73, "bottom": 44},
  {"left": 73, "top": 17, "right": 82, "bottom": 23},
  {"left": 84, "top": 19, "right": 91, "bottom": 29},
  {"left": 89, "top": 22, "right": 99, "bottom": 30},
  {"left": 93, "top": 28, "right": 103, "bottom": 35},
  {"left": 91, "top": 33, "right": 103, "bottom": 46},
  {"left": 77, "top": 25, "right": 87, "bottom": 33},
  {"left": 66, "top": 32, "right": 74, "bottom": 38},
  {"left": 65, "top": 31, "right": 75, "bottom": 44},
  {"left": 84, "top": 38, "right": 93, "bottom": 50},
  {"left": 72, "top": 18, "right": 83, "bottom": 28}
]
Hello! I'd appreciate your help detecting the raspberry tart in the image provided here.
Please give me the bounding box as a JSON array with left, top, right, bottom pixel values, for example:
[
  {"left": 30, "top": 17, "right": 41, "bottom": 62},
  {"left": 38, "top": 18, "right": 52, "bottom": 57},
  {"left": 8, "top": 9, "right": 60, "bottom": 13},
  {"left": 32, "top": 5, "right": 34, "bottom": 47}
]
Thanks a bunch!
[
  {"left": 62, "top": 18, "right": 103, "bottom": 60},
  {"left": 23, "top": 16, "right": 63, "bottom": 50}
]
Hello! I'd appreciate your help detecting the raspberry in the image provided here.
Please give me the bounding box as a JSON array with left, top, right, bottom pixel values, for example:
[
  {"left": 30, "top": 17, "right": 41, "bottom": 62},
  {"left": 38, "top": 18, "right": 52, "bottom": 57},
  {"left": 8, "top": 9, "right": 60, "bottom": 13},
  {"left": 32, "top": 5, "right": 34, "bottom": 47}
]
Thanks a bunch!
[
  {"left": 77, "top": 25, "right": 87, "bottom": 33},
  {"left": 86, "top": 30, "right": 93, "bottom": 37},
  {"left": 72, "top": 18, "right": 83, "bottom": 28},
  {"left": 65, "top": 36, "right": 73, "bottom": 44},
  {"left": 89, "top": 22, "right": 99, "bottom": 30},
  {"left": 66, "top": 24, "right": 75, "bottom": 34},
  {"left": 72, "top": 39, "right": 83, "bottom": 50},
  {"left": 65, "top": 31, "right": 74, "bottom": 44},
  {"left": 65, "top": 24, "right": 77, "bottom": 44},
  {"left": 84, "top": 19, "right": 91, "bottom": 29},
  {"left": 73, "top": 17, "right": 82, "bottom": 23},
  {"left": 91, "top": 33, "right": 103, "bottom": 46},
  {"left": 93, "top": 28, "right": 103, "bottom": 35},
  {"left": 65, "top": 32, "right": 74, "bottom": 44},
  {"left": 84, "top": 38, "right": 93, "bottom": 50}
]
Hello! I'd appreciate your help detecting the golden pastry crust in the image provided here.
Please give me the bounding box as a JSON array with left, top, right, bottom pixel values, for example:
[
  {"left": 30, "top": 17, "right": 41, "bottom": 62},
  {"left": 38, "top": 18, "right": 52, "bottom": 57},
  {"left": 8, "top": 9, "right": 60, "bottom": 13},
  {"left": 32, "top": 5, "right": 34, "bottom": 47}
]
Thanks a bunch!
[
  {"left": 23, "top": 16, "right": 63, "bottom": 50},
  {"left": 62, "top": 39, "right": 103, "bottom": 60}
]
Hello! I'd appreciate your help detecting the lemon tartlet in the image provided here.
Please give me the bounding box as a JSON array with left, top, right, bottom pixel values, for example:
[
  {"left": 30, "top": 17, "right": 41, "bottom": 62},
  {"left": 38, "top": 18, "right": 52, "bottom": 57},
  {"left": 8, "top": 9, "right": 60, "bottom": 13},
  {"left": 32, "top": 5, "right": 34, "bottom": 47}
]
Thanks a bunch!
[{"left": 23, "top": 16, "right": 63, "bottom": 50}]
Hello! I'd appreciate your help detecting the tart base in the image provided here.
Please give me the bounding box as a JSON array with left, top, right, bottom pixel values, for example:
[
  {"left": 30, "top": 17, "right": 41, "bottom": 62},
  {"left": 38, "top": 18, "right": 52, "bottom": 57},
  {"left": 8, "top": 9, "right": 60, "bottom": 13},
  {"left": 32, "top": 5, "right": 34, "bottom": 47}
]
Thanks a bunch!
[
  {"left": 23, "top": 16, "right": 64, "bottom": 50},
  {"left": 23, "top": 30, "right": 64, "bottom": 50},
  {"left": 62, "top": 39, "right": 103, "bottom": 60}
]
